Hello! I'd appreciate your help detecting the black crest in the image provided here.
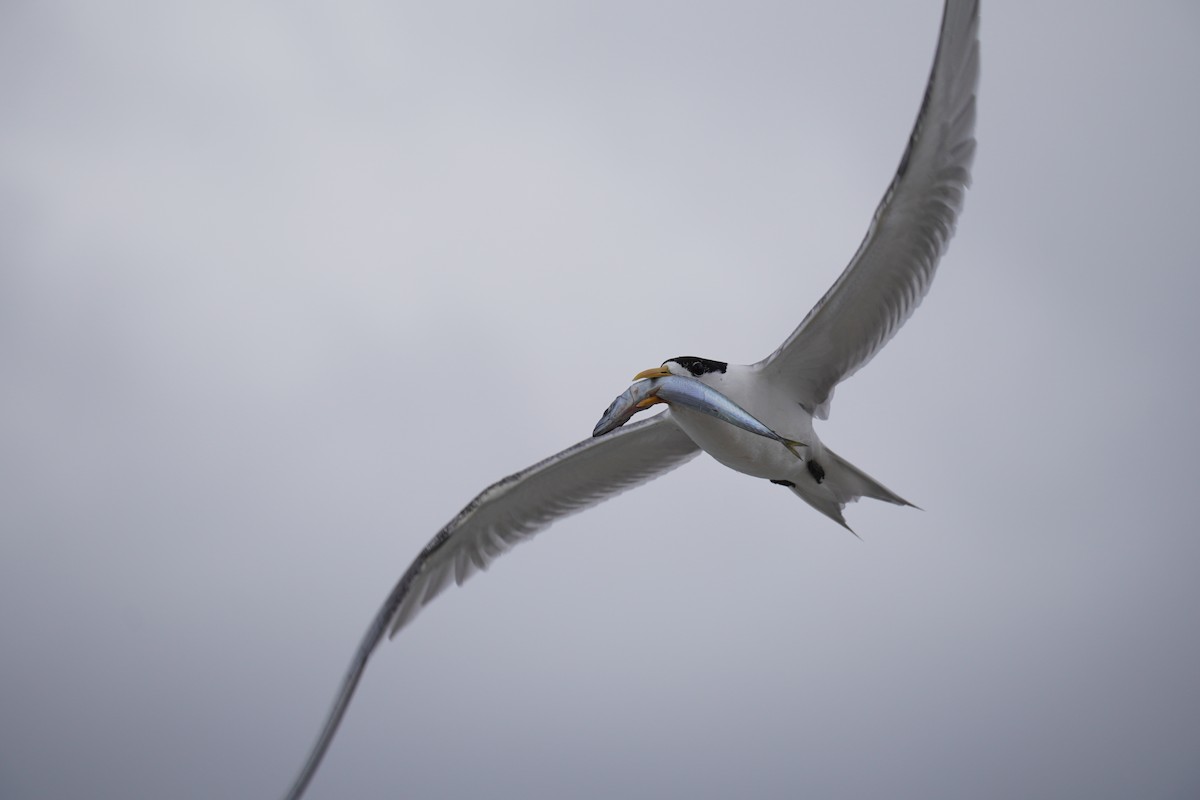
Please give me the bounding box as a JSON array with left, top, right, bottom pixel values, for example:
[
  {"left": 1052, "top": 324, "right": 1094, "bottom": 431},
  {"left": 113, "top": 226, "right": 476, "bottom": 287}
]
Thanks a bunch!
[{"left": 668, "top": 356, "right": 728, "bottom": 377}]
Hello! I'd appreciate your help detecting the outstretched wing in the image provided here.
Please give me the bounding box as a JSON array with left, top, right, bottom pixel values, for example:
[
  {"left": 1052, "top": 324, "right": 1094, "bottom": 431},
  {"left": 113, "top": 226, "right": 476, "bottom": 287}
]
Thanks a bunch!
[
  {"left": 756, "top": 0, "right": 980, "bottom": 419},
  {"left": 283, "top": 412, "right": 699, "bottom": 800}
]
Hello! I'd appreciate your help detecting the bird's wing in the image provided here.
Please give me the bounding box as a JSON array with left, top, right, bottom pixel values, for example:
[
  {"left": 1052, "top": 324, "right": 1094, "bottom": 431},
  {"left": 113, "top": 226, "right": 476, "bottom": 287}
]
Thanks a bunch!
[
  {"left": 754, "top": 0, "right": 979, "bottom": 419},
  {"left": 385, "top": 412, "right": 699, "bottom": 635},
  {"left": 283, "top": 412, "right": 699, "bottom": 800}
]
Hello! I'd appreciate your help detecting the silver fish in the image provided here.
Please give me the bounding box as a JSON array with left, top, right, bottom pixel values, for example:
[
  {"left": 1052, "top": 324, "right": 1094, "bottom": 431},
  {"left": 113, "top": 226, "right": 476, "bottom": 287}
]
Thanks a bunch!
[{"left": 593, "top": 375, "right": 808, "bottom": 460}]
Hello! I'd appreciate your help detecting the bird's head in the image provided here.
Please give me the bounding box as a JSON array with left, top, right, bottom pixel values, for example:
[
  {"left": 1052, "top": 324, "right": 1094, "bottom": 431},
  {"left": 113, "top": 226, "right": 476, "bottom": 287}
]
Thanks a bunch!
[{"left": 634, "top": 356, "right": 728, "bottom": 383}]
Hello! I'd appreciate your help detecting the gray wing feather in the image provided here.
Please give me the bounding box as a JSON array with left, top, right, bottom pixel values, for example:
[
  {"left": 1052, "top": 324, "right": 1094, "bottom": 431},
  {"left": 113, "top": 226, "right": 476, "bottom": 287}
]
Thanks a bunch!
[
  {"left": 756, "top": 0, "right": 980, "bottom": 418},
  {"left": 282, "top": 412, "right": 698, "bottom": 800}
]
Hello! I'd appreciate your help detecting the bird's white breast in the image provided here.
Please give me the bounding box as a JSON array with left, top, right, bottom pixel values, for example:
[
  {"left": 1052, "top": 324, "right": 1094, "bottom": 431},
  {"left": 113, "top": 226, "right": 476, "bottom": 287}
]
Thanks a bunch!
[{"left": 668, "top": 366, "right": 817, "bottom": 481}]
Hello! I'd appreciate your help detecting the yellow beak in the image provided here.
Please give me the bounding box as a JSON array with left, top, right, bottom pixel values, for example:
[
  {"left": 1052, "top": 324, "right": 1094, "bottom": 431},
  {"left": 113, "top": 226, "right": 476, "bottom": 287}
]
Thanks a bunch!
[{"left": 632, "top": 366, "right": 671, "bottom": 381}]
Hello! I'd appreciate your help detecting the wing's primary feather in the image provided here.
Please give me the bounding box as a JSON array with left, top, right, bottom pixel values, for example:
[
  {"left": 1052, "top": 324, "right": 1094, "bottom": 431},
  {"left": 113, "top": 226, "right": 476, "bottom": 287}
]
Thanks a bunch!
[
  {"left": 282, "top": 412, "right": 698, "bottom": 800},
  {"left": 756, "top": 0, "right": 979, "bottom": 419}
]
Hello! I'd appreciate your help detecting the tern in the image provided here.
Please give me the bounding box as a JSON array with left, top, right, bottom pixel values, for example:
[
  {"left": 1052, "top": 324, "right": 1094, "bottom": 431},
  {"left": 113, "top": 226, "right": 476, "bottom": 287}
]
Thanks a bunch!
[{"left": 284, "top": 1, "right": 978, "bottom": 797}]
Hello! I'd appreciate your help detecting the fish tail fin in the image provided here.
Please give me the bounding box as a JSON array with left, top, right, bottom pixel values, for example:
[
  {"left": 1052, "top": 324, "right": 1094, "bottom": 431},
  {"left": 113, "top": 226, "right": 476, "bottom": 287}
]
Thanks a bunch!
[{"left": 782, "top": 439, "right": 810, "bottom": 461}]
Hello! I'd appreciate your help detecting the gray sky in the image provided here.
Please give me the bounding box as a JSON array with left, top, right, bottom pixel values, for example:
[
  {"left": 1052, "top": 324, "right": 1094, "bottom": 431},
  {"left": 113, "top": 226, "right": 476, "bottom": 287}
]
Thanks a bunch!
[{"left": 3, "top": 1, "right": 1199, "bottom": 798}]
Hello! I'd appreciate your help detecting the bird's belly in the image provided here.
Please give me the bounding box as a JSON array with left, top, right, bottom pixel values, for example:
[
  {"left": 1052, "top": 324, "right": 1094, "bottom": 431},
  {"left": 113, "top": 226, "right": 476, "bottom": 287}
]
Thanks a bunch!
[{"left": 668, "top": 406, "right": 810, "bottom": 480}]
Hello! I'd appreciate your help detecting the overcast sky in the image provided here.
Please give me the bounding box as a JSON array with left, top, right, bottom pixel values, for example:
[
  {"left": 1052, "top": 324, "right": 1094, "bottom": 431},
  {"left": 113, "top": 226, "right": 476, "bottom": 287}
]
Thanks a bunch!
[{"left": 3, "top": 1, "right": 1199, "bottom": 798}]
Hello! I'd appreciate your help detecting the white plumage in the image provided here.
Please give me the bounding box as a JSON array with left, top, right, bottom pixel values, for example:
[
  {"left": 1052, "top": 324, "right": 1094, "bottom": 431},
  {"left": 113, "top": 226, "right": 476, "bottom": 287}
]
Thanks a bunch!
[{"left": 284, "top": 1, "right": 979, "bottom": 798}]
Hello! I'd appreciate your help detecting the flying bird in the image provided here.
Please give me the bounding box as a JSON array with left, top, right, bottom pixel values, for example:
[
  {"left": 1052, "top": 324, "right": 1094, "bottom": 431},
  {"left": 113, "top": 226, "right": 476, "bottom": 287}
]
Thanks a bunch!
[{"left": 284, "top": 1, "right": 979, "bottom": 797}]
